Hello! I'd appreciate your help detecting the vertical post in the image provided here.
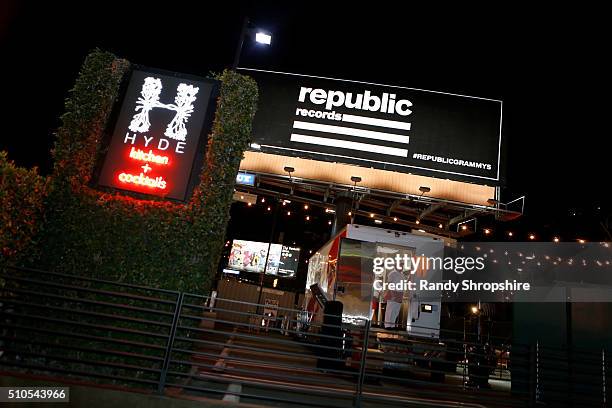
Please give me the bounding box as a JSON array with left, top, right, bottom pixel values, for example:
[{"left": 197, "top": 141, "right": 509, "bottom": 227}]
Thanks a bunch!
[
  {"left": 256, "top": 199, "right": 280, "bottom": 314},
  {"left": 603, "top": 349, "right": 607, "bottom": 406},
  {"left": 158, "top": 292, "right": 184, "bottom": 395},
  {"left": 354, "top": 319, "right": 370, "bottom": 408},
  {"left": 232, "top": 17, "right": 249, "bottom": 69}
]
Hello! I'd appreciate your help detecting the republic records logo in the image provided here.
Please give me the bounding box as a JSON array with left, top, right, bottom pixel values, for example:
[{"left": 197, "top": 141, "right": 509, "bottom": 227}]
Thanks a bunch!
[{"left": 128, "top": 77, "right": 200, "bottom": 142}]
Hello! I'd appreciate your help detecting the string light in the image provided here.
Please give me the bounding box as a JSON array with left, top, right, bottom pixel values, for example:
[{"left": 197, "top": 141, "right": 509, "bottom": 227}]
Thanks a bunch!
[
  {"left": 306, "top": 215, "right": 310, "bottom": 221},
  {"left": 484, "top": 228, "right": 491, "bottom": 235},
  {"left": 438, "top": 223, "right": 443, "bottom": 229},
  {"left": 553, "top": 237, "right": 560, "bottom": 243},
  {"left": 529, "top": 234, "right": 536, "bottom": 240},
  {"left": 578, "top": 239, "right": 586, "bottom": 244},
  {"left": 461, "top": 225, "right": 468, "bottom": 231},
  {"left": 247, "top": 202, "right": 252, "bottom": 207},
  {"left": 348, "top": 211, "right": 352, "bottom": 216},
  {"left": 304, "top": 204, "right": 309, "bottom": 210},
  {"left": 328, "top": 220, "right": 332, "bottom": 225},
  {"left": 370, "top": 213, "right": 375, "bottom": 218},
  {"left": 287, "top": 211, "right": 291, "bottom": 216},
  {"left": 393, "top": 217, "right": 398, "bottom": 222},
  {"left": 415, "top": 220, "right": 420, "bottom": 225},
  {"left": 267, "top": 206, "right": 271, "bottom": 211},
  {"left": 507, "top": 231, "right": 513, "bottom": 237},
  {"left": 261, "top": 197, "right": 265, "bottom": 203}
]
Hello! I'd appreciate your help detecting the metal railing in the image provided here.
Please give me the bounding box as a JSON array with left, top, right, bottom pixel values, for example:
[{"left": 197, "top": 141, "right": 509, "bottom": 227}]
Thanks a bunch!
[{"left": 0, "top": 266, "right": 609, "bottom": 407}]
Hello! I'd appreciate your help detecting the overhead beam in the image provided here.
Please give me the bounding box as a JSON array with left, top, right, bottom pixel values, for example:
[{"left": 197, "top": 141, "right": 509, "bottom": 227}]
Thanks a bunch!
[
  {"left": 418, "top": 203, "right": 445, "bottom": 220},
  {"left": 448, "top": 210, "right": 481, "bottom": 226}
]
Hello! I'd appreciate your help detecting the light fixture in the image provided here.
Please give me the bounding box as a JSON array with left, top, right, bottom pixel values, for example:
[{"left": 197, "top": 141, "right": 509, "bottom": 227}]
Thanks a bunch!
[
  {"left": 261, "top": 197, "right": 265, "bottom": 203},
  {"left": 470, "top": 306, "right": 479, "bottom": 314},
  {"left": 529, "top": 234, "right": 536, "bottom": 240},
  {"left": 351, "top": 176, "right": 362, "bottom": 183},
  {"left": 306, "top": 215, "right": 310, "bottom": 221},
  {"left": 578, "top": 239, "right": 586, "bottom": 244},
  {"left": 247, "top": 202, "right": 252, "bottom": 207},
  {"left": 348, "top": 211, "right": 352, "bottom": 216},
  {"left": 415, "top": 219, "right": 420, "bottom": 225},
  {"left": 284, "top": 166, "right": 295, "bottom": 181},
  {"left": 393, "top": 217, "right": 398, "bottom": 222},
  {"left": 484, "top": 228, "right": 491, "bottom": 235},
  {"left": 232, "top": 17, "right": 272, "bottom": 68},
  {"left": 304, "top": 204, "right": 309, "bottom": 210},
  {"left": 328, "top": 220, "right": 332, "bottom": 225},
  {"left": 553, "top": 237, "right": 560, "bottom": 243},
  {"left": 461, "top": 225, "right": 468, "bottom": 231},
  {"left": 250, "top": 142, "right": 261, "bottom": 150},
  {"left": 375, "top": 220, "right": 383, "bottom": 224},
  {"left": 419, "top": 186, "right": 431, "bottom": 194},
  {"left": 370, "top": 213, "right": 375, "bottom": 218},
  {"left": 438, "top": 223, "right": 443, "bottom": 229},
  {"left": 267, "top": 206, "right": 271, "bottom": 211},
  {"left": 255, "top": 31, "right": 272, "bottom": 45},
  {"left": 287, "top": 211, "right": 291, "bottom": 216},
  {"left": 508, "top": 231, "right": 513, "bottom": 237}
]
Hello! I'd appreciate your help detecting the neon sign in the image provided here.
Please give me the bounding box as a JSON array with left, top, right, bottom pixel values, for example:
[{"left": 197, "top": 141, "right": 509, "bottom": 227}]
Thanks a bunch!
[{"left": 96, "top": 68, "right": 218, "bottom": 201}]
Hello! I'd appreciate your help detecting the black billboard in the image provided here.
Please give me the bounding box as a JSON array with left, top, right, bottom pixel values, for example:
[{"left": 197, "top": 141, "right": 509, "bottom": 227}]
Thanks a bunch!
[
  {"left": 96, "top": 67, "right": 218, "bottom": 201},
  {"left": 241, "top": 69, "right": 503, "bottom": 185}
]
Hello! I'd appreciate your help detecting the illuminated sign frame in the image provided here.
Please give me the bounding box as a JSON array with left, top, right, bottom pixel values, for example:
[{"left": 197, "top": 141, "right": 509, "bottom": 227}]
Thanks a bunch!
[
  {"left": 93, "top": 65, "right": 219, "bottom": 202},
  {"left": 239, "top": 68, "right": 504, "bottom": 185}
]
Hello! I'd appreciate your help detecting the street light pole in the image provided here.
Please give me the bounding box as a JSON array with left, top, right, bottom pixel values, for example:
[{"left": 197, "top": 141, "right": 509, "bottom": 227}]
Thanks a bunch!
[{"left": 232, "top": 17, "right": 249, "bottom": 69}]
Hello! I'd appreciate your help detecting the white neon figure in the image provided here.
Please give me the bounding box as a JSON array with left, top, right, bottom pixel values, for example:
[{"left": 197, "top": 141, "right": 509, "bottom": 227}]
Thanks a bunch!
[
  {"left": 164, "top": 83, "right": 199, "bottom": 141},
  {"left": 129, "top": 77, "right": 162, "bottom": 133},
  {"left": 128, "top": 77, "right": 199, "bottom": 142}
]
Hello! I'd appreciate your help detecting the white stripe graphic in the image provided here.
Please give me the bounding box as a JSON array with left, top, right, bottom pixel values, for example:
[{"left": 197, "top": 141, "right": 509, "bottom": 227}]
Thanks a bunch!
[
  {"left": 293, "top": 121, "right": 410, "bottom": 144},
  {"left": 290, "top": 134, "right": 408, "bottom": 157},
  {"left": 341, "top": 114, "right": 411, "bottom": 131}
]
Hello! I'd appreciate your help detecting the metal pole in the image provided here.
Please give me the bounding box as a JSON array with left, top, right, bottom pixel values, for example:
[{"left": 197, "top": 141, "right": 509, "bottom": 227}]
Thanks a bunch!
[
  {"left": 354, "top": 319, "right": 371, "bottom": 408},
  {"left": 256, "top": 199, "right": 280, "bottom": 313},
  {"left": 232, "top": 17, "right": 249, "bottom": 69},
  {"left": 603, "top": 348, "right": 607, "bottom": 405},
  {"left": 158, "top": 292, "right": 184, "bottom": 394}
]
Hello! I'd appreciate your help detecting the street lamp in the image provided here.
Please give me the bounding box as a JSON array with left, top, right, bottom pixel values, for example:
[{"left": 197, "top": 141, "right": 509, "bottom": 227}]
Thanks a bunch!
[{"left": 233, "top": 17, "right": 272, "bottom": 69}]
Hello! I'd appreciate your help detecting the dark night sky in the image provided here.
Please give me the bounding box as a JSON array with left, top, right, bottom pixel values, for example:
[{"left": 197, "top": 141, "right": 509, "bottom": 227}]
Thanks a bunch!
[{"left": 1, "top": 2, "right": 609, "bottom": 240}]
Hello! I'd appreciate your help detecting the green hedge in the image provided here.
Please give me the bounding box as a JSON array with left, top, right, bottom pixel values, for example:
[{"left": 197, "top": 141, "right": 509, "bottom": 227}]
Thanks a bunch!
[
  {"left": 20, "top": 50, "right": 258, "bottom": 293},
  {"left": 0, "top": 152, "right": 49, "bottom": 266}
]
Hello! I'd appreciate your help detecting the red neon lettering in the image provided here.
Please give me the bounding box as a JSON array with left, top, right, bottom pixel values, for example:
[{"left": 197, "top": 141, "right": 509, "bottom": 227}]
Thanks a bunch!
[
  {"left": 129, "top": 147, "right": 170, "bottom": 165},
  {"left": 118, "top": 172, "right": 167, "bottom": 189}
]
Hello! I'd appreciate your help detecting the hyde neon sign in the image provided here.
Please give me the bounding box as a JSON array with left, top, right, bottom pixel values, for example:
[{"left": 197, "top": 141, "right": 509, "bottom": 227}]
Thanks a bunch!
[{"left": 96, "top": 68, "right": 217, "bottom": 201}]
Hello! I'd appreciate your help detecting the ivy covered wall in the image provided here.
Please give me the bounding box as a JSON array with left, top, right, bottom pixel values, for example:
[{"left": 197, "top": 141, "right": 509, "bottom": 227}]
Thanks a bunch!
[{"left": 4, "top": 50, "right": 258, "bottom": 293}]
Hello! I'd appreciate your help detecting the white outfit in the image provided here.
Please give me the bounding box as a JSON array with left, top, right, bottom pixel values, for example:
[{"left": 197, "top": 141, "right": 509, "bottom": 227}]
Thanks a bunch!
[{"left": 384, "top": 300, "right": 401, "bottom": 328}]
